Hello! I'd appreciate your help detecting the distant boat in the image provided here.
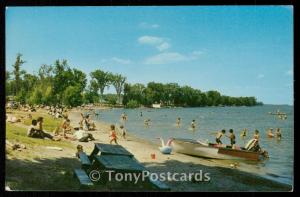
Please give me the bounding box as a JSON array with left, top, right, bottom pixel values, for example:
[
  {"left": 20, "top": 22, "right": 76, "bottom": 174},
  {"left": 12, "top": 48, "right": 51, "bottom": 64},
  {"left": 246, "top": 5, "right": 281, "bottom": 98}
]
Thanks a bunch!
[
  {"left": 152, "top": 103, "right": 161, "bottom": 109},
  {"left": 171, "top": 138, "right": 268, "bottom": 161}
]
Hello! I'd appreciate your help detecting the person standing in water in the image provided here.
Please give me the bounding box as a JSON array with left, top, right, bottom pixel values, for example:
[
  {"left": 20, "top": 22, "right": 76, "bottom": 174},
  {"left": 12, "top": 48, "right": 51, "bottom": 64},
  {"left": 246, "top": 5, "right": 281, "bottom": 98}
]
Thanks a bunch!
[
  {"left": 109, "top": 125, "right": 118, "bottom": 145},
  {"left": 275, "top": 128, "right": 282, "bottom": 140},
  {"left": 176, "top": 117, "right": 181, "bottom": 128},
  {"left": 226, "top": 129, "right": 236, "bottom": 146},
  {"left": 140, "top": 112, "right": 143, "bottom": 117},
  {"left": 253, "top": 130, "right": 260, "bottom": 141},
  {"left": 191, "top": 120, "right": 196, "bottom": 130},
  {"left": 240, "top": 128, "right": 247, "bottom": 138}
]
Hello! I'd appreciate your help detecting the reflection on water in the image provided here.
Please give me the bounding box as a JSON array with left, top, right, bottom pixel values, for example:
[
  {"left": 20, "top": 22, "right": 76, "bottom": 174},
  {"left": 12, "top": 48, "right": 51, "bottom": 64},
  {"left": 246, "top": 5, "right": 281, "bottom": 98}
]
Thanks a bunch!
[{"left": 94, "top": 105, "right": 293, "bottom": 185}]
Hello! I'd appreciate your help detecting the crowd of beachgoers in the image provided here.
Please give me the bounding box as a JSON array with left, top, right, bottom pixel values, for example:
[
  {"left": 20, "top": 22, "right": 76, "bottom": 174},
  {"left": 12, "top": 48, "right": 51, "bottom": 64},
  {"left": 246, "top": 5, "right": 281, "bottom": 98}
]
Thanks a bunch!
[{"left": 6, "top": 103, "right": 284, "bottom": 155}]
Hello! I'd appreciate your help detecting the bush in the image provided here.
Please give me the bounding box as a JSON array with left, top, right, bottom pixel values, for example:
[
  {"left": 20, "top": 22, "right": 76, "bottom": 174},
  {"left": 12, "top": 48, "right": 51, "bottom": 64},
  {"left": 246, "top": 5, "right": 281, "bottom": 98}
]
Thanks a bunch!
[
  {"left": 126, "top": 100, "right": 139, "bottom": 108},
  {"left": 105, "top": 94, "right": 118, "bottom": 105}
]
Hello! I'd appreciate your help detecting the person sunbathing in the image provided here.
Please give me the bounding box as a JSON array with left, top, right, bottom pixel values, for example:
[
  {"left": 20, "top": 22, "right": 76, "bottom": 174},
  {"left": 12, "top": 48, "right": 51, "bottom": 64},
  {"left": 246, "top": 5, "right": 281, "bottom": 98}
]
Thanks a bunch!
[{"left": 28, "top": 119, "right": 60, "bottom": 141}]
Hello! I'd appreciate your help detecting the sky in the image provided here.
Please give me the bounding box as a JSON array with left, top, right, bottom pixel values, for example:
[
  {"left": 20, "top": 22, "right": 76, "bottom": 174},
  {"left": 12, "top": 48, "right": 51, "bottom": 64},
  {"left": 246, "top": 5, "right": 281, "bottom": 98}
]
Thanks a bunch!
[{"left": 5, "top": 6, "right": 294, "bottom": 105}]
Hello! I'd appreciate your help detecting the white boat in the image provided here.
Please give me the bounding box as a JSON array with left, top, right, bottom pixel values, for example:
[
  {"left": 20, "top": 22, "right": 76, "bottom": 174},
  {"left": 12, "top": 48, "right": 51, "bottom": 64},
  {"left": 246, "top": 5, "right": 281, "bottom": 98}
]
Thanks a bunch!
[
  {"left": 152, "top": 103, "right": 161, "bottom": 108},
  {"left": 171, "top": 138, "right": 268, "bottom": 161}
]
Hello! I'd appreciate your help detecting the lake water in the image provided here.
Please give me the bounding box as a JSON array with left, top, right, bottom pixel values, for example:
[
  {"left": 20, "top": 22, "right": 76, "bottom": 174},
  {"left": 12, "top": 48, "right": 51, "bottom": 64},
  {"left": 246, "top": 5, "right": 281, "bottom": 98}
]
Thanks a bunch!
[{"left": 94, "top": 105, "right": 294, "bottom": 185}]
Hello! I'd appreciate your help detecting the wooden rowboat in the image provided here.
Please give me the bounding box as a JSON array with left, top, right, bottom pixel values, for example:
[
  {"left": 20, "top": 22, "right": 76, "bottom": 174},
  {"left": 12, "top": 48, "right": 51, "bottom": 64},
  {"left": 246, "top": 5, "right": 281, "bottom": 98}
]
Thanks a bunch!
[{"left": 171, "top": 138, "right": 268, "bottom": 161}]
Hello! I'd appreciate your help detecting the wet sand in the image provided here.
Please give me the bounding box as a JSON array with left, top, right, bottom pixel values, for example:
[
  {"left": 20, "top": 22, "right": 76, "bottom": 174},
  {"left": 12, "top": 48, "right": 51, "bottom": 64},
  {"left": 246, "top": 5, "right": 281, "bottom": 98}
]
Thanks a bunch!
[{"left": 68, "top": 110, "right": 292, "bottom": 191}]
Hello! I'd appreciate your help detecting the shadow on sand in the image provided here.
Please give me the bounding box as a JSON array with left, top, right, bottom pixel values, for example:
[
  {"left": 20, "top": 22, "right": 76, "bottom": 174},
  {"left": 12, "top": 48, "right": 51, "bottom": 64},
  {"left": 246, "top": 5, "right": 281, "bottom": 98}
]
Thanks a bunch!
[{"left": 142, "top": 159, "right": 292, "bottom": 192}]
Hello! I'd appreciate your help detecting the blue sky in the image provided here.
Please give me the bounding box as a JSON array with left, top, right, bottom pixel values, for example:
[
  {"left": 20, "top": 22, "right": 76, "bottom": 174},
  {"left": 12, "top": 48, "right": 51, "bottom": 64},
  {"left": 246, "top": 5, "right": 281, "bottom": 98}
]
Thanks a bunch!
[{"left": 6, "top": 6, "right": 293, "bottom": 105}]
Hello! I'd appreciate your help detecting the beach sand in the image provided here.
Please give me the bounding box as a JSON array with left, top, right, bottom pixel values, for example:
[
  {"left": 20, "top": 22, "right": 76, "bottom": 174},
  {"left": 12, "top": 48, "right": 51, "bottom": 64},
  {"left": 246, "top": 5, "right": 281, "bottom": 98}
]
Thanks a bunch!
[{"left": 67, "top": 110, "right": 292, "bottom": 191}]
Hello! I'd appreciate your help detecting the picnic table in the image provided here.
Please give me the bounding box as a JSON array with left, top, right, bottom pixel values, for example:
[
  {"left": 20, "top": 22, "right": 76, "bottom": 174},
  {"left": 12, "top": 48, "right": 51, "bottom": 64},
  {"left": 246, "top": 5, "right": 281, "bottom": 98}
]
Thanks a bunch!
[
  {"left": 89, "top": 143, "right": 134, "bottom": 158},
  {"left": 74, "top": 143, "right": 170, "bottom": 191}
]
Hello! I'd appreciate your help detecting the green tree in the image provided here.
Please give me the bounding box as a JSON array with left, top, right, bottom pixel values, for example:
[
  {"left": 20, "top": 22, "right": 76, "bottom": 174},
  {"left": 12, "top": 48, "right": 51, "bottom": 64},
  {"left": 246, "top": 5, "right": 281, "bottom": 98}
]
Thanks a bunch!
[
  {"left": 62, "top": 85, "right": 83, "bottom": 107},
  {"left": 12, "top": 53, "right": 26, "bottom": 95},
  {"left": 111, "top": 74, "right": 126, "bottom": 104},
  {"left": 90, "top": 69, "right": 112, "bottom": 102}
]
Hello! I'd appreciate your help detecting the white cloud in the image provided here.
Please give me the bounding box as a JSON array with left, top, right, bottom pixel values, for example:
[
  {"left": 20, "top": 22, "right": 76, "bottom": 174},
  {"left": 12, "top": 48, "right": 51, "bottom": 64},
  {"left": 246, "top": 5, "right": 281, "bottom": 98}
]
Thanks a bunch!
[
  {"left": 157, "top": 42, "right": 170, "bottom": 51},
  {"left": 139, "top": 22, "right": 160, "bottom": 29},
  {"left": 257, "top": 74, "right": 265, "bottom": 79},
  {"left": 111, "top": 57, "right": 132, "bottom": 65},
  {"left": 144, "top": 52, "right": 187, "bottom": 65},
  {"left": 285, "top": 69, "right": 293, "bottom": 76},
  {"left": 144, "top": 50, "right": 204, "bottom": 64},
  {"left": 138, "top": 36, "right": 164, "bottom": 45},
  {"left": 138, "top": 35, "right": 170, "bottom": 51}
]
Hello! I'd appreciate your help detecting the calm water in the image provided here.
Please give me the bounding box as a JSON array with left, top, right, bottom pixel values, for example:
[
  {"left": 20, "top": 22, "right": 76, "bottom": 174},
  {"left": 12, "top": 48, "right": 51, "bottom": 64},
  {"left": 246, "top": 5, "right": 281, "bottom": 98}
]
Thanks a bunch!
[{"left": 94, "top": 105, "right": 294, "bottom": 185}]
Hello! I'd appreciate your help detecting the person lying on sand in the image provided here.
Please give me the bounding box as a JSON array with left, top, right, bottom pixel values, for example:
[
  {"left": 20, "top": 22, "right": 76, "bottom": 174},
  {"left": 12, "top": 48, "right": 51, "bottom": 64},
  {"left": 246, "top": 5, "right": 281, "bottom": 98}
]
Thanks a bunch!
[
  {"left": 6, "top": 115, "right": 21, "bottom": 123},
  {"left": 72, "top": 129, "right": 95, "bottom": 142}
]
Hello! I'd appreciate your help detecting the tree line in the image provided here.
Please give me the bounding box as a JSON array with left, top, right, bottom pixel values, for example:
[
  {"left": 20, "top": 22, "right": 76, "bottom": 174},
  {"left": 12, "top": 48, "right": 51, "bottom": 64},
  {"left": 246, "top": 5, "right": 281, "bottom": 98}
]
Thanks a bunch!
[
  {"left": 6, "top": 54, "right": 263, "bottom": 108},
  {"left": 123, "top": 82, "right": 262, "bottom": 108}
]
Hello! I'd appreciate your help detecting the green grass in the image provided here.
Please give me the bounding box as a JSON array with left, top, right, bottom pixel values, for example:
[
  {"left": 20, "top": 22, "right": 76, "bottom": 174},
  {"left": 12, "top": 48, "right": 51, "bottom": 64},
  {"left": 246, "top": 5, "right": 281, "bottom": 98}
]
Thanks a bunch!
[
  {"left": 6, "top": 123, "right": 74, "bottom": 149},
  {"left": 22, "top": 113, "right": 62, "bottom": 132}
]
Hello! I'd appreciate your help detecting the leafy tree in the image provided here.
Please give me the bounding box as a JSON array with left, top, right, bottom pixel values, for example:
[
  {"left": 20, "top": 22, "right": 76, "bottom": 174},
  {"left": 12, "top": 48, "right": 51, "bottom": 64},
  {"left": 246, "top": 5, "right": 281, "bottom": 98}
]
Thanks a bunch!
[
  {"left": 126, "top": 100, "right": 140, "bottom": 108},
  {"left": 12, "top": 53, "right": 26, "bottom": 95},
  {"left": 90, "top": 69, "right": 112, "bottom": 101},
  {"left": 111, "top": 74, "right": 126, "bottom": 104},
  {"left": 62, "top": 85, "right": 83, "bottom": 107}
]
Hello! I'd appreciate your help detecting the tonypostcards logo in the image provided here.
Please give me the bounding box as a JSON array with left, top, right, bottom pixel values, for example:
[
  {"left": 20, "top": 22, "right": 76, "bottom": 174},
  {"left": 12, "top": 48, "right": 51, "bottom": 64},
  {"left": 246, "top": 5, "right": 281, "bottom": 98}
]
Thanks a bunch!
[{"left": 89, "top": 170, "right": 210, "bottom": 184}]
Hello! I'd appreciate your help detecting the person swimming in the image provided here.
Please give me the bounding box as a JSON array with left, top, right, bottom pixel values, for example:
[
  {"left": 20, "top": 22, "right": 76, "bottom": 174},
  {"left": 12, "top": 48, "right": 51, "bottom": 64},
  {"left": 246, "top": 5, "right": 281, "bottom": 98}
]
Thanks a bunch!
[{"left": 267, "top": 128, "right": 274, "bottom": 138}]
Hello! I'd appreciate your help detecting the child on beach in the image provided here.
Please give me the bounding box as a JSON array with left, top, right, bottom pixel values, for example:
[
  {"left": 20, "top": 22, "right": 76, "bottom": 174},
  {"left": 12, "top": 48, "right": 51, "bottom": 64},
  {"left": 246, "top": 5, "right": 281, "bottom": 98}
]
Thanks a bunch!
[
  {"left": 120, "top": 125, "right": 126, "bottom": 139},
  {"left": 109, "top": 125, "right": 118, "bottom": 145},
  {"left": 75, "top": 145, "right": 84, "bottom": 158}
]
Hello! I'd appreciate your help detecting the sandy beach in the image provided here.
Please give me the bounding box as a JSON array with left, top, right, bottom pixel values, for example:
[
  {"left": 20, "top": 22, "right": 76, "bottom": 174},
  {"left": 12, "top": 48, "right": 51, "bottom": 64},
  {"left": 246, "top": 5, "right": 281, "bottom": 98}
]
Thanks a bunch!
[{"left": 67, "top": 110, "right": 292, "bottom": 191}]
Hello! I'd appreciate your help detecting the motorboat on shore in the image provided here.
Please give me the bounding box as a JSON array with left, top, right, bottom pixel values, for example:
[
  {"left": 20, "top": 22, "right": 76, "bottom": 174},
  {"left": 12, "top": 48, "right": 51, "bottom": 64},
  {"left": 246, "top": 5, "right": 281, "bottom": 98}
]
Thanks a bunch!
[{"left": 171, "top": 138, "right": 268, "bottom": 161}]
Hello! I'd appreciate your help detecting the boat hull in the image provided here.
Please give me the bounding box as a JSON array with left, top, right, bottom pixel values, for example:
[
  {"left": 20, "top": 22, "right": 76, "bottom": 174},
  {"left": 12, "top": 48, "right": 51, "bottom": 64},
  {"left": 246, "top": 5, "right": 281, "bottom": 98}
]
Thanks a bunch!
[{"left": 171, "top": 138, "right": 262, "bottom": 161}]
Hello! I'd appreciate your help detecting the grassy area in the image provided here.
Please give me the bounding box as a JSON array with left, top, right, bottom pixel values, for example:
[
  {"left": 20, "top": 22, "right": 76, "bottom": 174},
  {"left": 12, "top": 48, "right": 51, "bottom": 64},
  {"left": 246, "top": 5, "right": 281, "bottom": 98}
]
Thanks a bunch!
[
  {"left": 6, "top": 123, "right": 74, "bottom": 149},
  {"left": 5, "top": 110, "right": 84, "bottom": 191}
]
